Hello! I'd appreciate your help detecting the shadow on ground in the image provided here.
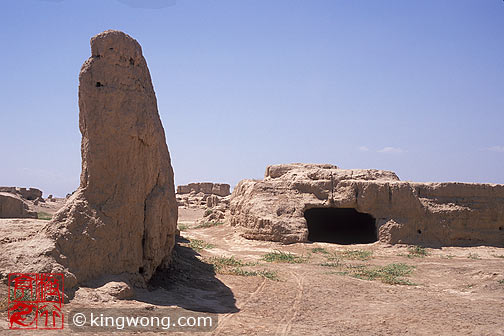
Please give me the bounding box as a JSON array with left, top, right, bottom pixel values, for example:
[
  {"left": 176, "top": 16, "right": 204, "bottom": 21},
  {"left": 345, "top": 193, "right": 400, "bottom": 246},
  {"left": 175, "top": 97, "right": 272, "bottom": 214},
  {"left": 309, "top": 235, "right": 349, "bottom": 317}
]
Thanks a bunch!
[{"left": 135, "top": 236, "right": 238, "bottom": 314}]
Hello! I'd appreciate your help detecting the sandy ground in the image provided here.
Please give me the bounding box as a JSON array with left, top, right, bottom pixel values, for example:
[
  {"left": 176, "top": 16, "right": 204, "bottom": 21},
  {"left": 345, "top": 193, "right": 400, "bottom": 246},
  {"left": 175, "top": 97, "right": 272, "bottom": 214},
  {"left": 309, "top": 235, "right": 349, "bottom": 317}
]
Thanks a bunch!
[
  {"left": 31, "top": 198, "right": 66, "bottom": 218},
  {"left": 0, "top": 208, "right": 503, "bottom": 335},
  {"left": 178, "top": 207, "right": 206, "bottom": 226},
  {"left": 181, "top": 225, "right": 504, "bottom": 336}
]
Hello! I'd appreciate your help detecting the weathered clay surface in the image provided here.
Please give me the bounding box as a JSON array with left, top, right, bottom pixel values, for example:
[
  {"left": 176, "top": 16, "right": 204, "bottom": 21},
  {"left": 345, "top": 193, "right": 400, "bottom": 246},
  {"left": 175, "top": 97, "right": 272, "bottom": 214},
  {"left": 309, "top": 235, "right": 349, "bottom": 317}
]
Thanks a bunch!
[
  {"left": 0, "top": 187, "right": 43, "bottom": 201},
  {"left": 176, "top": 182, "right": 230, "bottom": 210},
  {"left": 0, "top": 192, "right": 37, "bottom": 219},
  {"left": 229, "top": 163, "right": 504, "bottom": 246},
  {"left": 177, "top": 182, "right": 230, "bottom": 197},
  {"left": 42, "top": 30, "right": 178, "bottom": 287}
]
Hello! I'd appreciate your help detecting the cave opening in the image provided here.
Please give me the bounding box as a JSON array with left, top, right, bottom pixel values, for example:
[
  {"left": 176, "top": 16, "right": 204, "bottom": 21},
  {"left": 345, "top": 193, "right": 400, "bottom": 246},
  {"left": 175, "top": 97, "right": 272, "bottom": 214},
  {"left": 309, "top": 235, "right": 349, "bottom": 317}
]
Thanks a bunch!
[{"left": 304, "top": 207, "right": 377, "bottom": 244}]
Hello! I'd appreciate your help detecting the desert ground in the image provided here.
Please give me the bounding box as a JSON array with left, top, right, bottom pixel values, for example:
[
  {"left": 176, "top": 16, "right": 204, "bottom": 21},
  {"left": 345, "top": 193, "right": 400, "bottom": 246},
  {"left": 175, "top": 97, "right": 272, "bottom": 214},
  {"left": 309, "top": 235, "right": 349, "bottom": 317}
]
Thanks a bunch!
[{"left": 1, "top": 206, "right": 503, "bottom": 335}]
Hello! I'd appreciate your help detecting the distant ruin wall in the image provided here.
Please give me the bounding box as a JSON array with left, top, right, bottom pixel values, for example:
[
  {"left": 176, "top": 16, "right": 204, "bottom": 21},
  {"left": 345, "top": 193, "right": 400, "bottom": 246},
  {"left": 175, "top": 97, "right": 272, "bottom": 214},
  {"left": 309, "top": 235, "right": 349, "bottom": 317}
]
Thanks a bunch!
[
  {"left": 0, "top": 187, "right": 42, "bottom": 200},
  {"left": 177, "top": 183, "right": 230, "bottom": 197}
]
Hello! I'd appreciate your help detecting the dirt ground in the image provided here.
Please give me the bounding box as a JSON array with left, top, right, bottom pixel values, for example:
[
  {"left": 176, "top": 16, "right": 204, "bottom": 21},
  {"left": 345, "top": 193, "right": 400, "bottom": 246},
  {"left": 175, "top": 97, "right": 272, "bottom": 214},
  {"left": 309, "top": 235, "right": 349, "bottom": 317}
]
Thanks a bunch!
[
  {"left": 0, "top": 208, "right": 503, "bottom": 335},
  {"left": 31, "top": 198, "right": 66, "bottom": 218}
]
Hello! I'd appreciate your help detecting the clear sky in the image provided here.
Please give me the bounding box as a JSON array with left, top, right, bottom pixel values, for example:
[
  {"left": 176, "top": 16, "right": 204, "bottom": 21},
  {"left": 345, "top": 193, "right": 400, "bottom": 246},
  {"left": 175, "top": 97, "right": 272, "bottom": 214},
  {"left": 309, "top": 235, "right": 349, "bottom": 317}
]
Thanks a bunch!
[{"left": 0, "top": 0, "right": 503, "bottom": 197}]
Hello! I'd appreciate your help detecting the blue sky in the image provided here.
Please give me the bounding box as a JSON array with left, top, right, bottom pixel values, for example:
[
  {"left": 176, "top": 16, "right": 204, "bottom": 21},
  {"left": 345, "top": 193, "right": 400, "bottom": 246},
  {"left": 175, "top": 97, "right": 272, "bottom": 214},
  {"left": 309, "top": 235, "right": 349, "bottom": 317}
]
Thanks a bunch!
[{"left": 0, "top": 0, "right": 503, "bottom": 197}]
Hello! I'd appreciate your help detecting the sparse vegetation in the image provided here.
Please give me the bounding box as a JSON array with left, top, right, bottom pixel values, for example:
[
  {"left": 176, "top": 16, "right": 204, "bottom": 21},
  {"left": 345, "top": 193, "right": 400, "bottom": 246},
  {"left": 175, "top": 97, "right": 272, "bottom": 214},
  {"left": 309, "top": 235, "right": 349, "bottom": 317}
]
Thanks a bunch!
[
  {"left": 320, "top": 262, "right": 340, "bottom": 268},
  {"left": 324, "top": 249, "right": 373, "bottom": 262},
  {"left": 178, "top": 223, "right": 188, "bottom": 231},
  {"left": 177, "top": 221, "right": 224, "bottom": 231},
  {"left": 467, "top": 253, "right": 481, "bottom": 260},
  {"left": 204, "top": 209, "right": 213, "bottom": 217},
  {"left": 227, "top": 268, "right": 258, "bottom": 277},
  {"left": 340, "top": 249, "right": 373, "bottom": 261},
  {"left": 492, "top": 254, "right": 504, "bottom": 259},
  {"left": 351, "top": 263, "right": 416, "bottom": 285},
  {"left": 321, "top": 259, "right": 416, "bottom": 286},
  {"left": 256, "top": 270, "right": 279, "bottom": 281},
  {"left": 207, "top": 255, "right": 249, "bottom": 270},
  {"left": 324, "top": 270, "right": 350, "bottom": 276},
  {"left": 205, "top": 256, "right": 278, "bottom": 280},
  {"left": 188, "top": 239, "right": 215, "bottom": 251},
  {"left": 440, "top": 254, "right": 455, "bottom": 259},
  {"left": 194, "top": 221, "right": 224, "bottom": 229},
  {"left": 227, "top": 268, "right": 279, "bottom": 280},
  {"left": 311, "top": 247, "right": 330, "bottom": 254},
  {"left": 498, "top": 279, "right": 504, "bottom": 285},
  {"left": 263, "top": 250, "right": 305, "bottom": 264},
  {"left": 37, "top": 212, "right": 52, "bottom": 220},
  {"left": 407, "top": 246, "right": 429, "bottom": 258}
]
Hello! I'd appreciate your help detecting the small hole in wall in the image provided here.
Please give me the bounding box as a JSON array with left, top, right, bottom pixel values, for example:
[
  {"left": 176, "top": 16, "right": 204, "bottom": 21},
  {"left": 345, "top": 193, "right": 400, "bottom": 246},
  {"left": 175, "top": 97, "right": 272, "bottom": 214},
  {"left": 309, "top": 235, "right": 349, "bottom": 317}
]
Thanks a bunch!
[
  {"left": 109, "top": 47, "right": 114, "bottom": 50},
  {"left": 129, "top": 57, "right": 135, "bottom": 65},
  {"left": 139, "top": 267, "right": 144, "bottom": 274},
  {"left": 96, "top": 82, "right": 103, "bottom": 87},
  {"left": 499, "top": 226, "right": 503, "bottom": 231},
  {"left": 417, "top": 229, "right": 422, "bottom": 234}
]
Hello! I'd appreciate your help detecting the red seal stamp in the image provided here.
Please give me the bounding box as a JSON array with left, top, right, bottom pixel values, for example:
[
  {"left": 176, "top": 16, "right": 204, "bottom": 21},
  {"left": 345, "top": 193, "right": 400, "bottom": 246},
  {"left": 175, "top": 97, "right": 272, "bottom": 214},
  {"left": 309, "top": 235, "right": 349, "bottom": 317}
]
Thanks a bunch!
[{"left": 8, "top": 273, "right": 64, "bottom": 330}]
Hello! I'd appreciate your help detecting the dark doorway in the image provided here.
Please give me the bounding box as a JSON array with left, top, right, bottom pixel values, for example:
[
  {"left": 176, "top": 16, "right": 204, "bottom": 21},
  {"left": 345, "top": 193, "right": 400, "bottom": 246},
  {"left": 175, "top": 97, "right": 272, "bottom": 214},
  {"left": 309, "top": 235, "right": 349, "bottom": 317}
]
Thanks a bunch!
[{"left": 304, "top": 208, "right": 377, "bottom": 244}]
